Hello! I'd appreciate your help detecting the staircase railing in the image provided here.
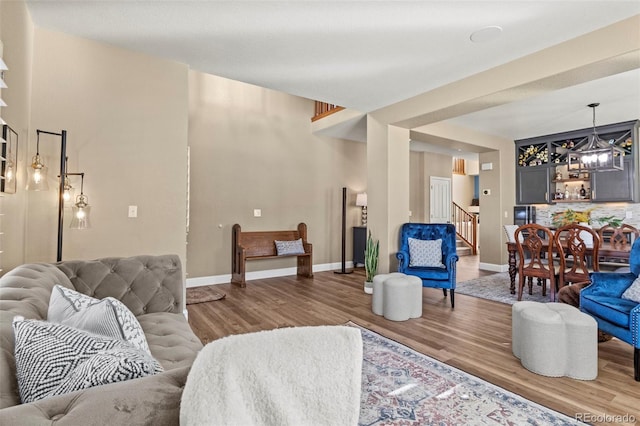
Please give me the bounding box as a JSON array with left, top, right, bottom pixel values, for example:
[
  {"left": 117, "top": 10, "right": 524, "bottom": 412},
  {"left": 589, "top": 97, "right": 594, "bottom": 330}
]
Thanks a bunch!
[
  {"left": 311, "top": 101, "right": 345, "bottom": 122},
  {"left": 452, "top": 202, "right": 478, "bottom": 255}
]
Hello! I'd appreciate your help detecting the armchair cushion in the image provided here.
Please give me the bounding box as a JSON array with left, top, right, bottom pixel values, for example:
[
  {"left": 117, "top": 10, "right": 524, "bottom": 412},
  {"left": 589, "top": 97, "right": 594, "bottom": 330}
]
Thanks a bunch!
[
  {"left": 622, "top": 277, "right": 640, "bottom": 303},
  {"left": 408, "top": 238, "right": 444, "bottom": 268},
  {"left": 580, "top": 295, "right": 636, "bottom": 329},
  {"left": 586, "top": 272, "right": 636, "bottom": 297}
]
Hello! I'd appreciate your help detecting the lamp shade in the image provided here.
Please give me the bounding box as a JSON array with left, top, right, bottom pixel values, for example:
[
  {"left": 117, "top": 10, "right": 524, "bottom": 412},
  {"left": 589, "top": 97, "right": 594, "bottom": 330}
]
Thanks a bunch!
[
  {"left": 26, "top": 155, "right": 49, "bottom": 191},
  {"left": 70, "top": 194, "right": 91, "bottom": 229},
  {"left": 356, "top": 193, "right": 368, "bottom": 207}
]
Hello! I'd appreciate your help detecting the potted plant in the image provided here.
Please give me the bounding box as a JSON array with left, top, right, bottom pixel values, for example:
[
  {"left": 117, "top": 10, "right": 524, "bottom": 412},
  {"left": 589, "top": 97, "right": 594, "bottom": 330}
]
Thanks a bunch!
[
  {"left": 364, "top": 230, "right": 379, "bottom": 294},
  {"left": 551, "top": 208, "right": 594, "bottom": 227},
  {"left": 592, "top": 215, "right": 624, "bottom": 228}
]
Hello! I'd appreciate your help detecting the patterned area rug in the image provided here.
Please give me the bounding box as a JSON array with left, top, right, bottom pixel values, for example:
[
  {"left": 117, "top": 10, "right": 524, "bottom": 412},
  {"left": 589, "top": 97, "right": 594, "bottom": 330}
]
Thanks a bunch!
[
  {"left": 354, "top": 322, "right": 579, "bottom": 425},
  {"left": 455, "top": 272, "right": 550, "bottom": 305},
  {"left": 186, "top": 286, "right": 226, "bottom": 305}
]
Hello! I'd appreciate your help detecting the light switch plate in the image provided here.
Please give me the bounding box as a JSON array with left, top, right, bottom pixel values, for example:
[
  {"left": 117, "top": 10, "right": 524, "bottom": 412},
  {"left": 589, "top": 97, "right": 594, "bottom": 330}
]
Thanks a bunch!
[
  {"left": 253, "top": 209, "right": 262, "bottom": 217},
  {"left": 128, "top": 205, "right": 138, "bottom": 218}
]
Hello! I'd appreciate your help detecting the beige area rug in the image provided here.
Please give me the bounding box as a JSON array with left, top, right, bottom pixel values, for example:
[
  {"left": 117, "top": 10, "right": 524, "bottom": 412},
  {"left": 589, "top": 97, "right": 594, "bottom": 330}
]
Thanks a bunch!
[
  {"left": 186, "top": 286, "right": 226, "bottom": 305},
  {"left": 456, "top": 272, "right": 550, "bottom": 305}
]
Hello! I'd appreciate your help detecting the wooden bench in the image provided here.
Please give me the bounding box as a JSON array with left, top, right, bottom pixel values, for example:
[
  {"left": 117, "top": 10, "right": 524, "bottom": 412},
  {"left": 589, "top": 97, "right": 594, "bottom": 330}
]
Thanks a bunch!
[{"left": 231, "top": 223, "right": 313, "bottom": 287}]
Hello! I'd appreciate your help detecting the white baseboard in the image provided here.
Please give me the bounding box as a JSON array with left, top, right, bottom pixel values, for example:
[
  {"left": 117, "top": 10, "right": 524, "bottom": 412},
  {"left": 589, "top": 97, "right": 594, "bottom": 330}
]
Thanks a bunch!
[
  {"left": 478, "top": 262, "right": 510, "bottom": 273},
  {"left": 186, "top": 261, "right": 355, "bottom": 288}
]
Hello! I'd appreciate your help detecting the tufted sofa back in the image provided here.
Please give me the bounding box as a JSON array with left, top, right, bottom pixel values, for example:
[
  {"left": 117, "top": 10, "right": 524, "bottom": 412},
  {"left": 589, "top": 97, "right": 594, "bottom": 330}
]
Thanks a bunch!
[
  {"left": 0, "top": 254, "right": 188, "bottom": 410},
  {"left": 55, "top": 254, "right": 184, "bottom": 316}
]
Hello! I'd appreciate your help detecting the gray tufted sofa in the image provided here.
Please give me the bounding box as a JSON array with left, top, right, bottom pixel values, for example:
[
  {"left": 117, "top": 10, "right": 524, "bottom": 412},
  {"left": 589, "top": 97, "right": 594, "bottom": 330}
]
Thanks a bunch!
[{"left": 0, "top": 254, "right": 203, "bottom": 425}]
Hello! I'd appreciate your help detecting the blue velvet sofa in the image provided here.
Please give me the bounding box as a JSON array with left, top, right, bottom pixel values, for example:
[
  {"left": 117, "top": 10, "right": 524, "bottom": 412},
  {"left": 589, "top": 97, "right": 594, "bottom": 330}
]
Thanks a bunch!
[
  {"left": 396, "top": 223, "right": 458, "bottom": 308},
  {"left": 580, "top": 238, "right": 640, "bottom": 381}
]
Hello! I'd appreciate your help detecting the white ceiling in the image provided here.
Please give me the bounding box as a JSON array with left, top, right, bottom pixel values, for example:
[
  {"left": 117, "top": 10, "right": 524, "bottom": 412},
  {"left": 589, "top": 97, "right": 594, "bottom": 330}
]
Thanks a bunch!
[{"left": 25, "top": 1, "right": 640, "bottom": 147}]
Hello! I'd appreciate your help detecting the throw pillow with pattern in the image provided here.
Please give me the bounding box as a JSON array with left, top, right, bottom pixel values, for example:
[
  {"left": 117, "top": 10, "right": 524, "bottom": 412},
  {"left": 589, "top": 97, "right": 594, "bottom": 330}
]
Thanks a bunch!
[
  {"left": 408, "top": 238, "right": 445, "bottom": 268},
  {"left": 274, "top": 238, "right": 305, "bottom": 256},
  {"left": 48, "top": 285, "right": 150, "bottom": 355},
  {"left": 621, "top": 277, "right": 640, "bottom": 303},
  {"left": 12, "top": 317, "right": 163, "bottom": 403}
]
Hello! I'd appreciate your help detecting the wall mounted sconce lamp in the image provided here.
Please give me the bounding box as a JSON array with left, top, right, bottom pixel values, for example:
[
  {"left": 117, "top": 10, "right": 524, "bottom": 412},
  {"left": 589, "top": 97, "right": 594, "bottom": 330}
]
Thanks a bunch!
[
  {"left": 356, "top": 192, "right": 368, "bottom": 226},
  {"left": 27, "top": 129, "right": 67, "bottom": 261}
]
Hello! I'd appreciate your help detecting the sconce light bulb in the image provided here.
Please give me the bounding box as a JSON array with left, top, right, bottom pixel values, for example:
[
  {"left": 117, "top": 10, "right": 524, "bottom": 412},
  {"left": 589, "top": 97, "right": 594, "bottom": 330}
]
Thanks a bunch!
[
  {"left": 5, "top": 166, "right": 13, "bottom": 183},
  {"left": 33, "top": 169, "right": 42, "bottom": 184},
  {"left": 63, "top": 190, "right": 72, "bottom": 202},
  {"left": 76, "top": 208, "right": 86, "bottom": 219}
]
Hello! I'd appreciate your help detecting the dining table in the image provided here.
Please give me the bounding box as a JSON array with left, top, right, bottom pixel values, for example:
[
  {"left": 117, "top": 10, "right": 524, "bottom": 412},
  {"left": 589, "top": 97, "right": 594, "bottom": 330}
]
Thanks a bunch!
[{"left": 505, "top": 240, "right": 633, "bottom": 294}]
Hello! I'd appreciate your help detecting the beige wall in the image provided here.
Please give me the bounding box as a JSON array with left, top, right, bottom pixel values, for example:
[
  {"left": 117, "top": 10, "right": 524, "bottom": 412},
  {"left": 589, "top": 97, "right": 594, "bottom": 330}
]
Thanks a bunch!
[
  {"left": 452, "top": 173, "right": 475, "bottom": 209},
  {"left": 18, "top": 26, "right": 190, "bottom": 266},
  {"left": 1, "top": 0, "right": 33, "bottom": 271},
  {"left": 409, "top": 152, "right": 425, "bottom": 222},
  {"left": 187, "top": 70, "right": 366, "bottom": 279}
]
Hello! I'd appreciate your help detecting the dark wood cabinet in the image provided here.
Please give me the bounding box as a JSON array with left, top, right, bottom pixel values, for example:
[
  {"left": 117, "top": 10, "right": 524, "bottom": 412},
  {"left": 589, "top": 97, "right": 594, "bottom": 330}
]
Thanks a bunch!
[
  {"left": 515, "top": 120, "right": 638, "bottom": 204},
  {"left": 353, "top": 226, "right": 366, "bottom": 267},
  {"left": 516, "top": 167, "right": 551, "bottom": 204},
  {"left": 592, "top": 157, "right": 635, "bottom": 202}
]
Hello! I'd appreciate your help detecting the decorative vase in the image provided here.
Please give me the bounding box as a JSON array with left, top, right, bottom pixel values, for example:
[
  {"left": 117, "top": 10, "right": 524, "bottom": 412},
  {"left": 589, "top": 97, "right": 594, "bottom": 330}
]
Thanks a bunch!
[{"left": 364, "top": 281, "right": 373, "bottom": 294}]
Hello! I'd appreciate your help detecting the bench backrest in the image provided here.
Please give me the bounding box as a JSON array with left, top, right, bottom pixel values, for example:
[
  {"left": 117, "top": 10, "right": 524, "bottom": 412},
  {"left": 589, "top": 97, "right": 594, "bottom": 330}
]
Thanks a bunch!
[{"left": 233, "top": 223, "right": 309, "bottom": 258}]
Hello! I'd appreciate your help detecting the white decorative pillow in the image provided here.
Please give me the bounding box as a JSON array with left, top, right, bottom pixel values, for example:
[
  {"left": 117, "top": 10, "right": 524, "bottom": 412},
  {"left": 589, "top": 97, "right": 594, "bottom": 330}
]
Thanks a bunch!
[
  {"left": 408, "top": 238, "right": 444, "bottom": 268},
  {"left": 12, "top": 317, "right": 163, "bottom": 403},
  {"left": 621, "top": 277, "right": 640, "bottom": 303},
  {"left": 48, "top": 285, "right": 150, "bottom": 355},
  {"left": 274, "top": 238, "right": 305, "bottom": 256}
]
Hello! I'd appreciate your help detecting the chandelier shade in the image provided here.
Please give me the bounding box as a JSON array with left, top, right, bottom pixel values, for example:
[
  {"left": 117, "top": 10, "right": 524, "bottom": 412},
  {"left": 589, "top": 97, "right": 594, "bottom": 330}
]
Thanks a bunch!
[{"left": 567, "top": 103, "right": 624, "bottom": 173}]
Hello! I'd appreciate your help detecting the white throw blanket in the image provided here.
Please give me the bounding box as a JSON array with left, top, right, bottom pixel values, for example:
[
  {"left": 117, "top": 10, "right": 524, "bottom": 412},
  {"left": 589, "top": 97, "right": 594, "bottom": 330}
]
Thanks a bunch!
[{"left": 180, "top": 325, "right": 363, "bottom": 426}]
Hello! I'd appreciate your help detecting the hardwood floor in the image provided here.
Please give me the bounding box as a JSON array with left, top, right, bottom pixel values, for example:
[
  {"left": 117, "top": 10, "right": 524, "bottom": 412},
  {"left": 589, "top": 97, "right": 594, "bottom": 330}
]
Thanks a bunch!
[{"left": 187, "top": 256, "right": 639, "bottom": 425}]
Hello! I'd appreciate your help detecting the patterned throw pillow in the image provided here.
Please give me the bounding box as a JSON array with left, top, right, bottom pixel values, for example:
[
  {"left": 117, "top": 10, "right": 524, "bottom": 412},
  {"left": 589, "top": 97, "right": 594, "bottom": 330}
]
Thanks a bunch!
[
  {"left": 408, "top": 238, "right": 445, "bottom": 268},
  {"left": 12, "top": 317, "right": 163, "bottom": 403},
  {"left": 621, "top": 277, "right": 640, "bottom": 303},
  {"left": 274, "top": 238, "right": 305, "bottom": 256},
  {"left": 48, "top": 285, "right": 150, "bottom": 355}
]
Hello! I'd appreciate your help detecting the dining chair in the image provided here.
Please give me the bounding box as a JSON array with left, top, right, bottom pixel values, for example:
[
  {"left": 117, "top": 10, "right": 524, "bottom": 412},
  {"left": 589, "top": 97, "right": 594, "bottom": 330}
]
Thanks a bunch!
[
  {"left": 553, "top": 223, "right": 600, "bottom": 289},
  {"left": 514, "top": 224, "right": 557, "bottom": 302},
  {"left": 597, "top": 224, "right": 639, "bottom": 248}
]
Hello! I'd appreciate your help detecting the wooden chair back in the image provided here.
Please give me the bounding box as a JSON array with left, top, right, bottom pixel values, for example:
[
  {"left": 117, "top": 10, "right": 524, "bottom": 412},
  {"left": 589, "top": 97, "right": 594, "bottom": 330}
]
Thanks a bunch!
[
  {"left": 514, "top": 224, "right": 556, "bottom": 301},
  {"left": 598, "top": 224, "right": 639, "bottom": 249},
  {"left": 554, "top": 224, "right": 599, "bottom": 288}
]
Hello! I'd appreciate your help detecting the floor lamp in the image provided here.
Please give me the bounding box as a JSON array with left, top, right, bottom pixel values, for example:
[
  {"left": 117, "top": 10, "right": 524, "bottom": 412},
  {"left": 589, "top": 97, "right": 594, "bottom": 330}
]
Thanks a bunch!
[{"left": 27, "top": 129, "right": 67, "bottom": 262}]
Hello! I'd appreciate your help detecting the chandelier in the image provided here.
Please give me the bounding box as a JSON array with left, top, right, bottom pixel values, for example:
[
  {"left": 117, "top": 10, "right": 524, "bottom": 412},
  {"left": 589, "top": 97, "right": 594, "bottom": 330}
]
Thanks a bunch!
[{"left": 567, "top": 103, "right": 624, "bottom": 173}]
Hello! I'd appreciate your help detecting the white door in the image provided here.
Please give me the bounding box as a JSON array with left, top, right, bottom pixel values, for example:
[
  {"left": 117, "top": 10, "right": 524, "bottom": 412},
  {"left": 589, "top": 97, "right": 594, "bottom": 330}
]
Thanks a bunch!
[{"left": 430, "top": 176, "right": 451, "bottom": 223}]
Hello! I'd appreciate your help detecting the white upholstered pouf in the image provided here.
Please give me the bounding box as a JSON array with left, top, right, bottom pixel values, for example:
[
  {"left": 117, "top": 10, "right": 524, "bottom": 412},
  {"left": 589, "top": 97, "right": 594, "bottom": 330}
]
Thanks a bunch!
[
  {"left": 512, "top": 301, "right": 598, "bottom": 380},
  {"left": 371, "top": 273, "right": 422, "bottom": 321}
]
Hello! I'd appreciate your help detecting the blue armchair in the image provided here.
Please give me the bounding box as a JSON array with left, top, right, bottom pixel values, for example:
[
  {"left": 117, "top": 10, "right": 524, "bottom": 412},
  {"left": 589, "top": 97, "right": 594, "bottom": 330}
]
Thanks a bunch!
[
  {"left": 580, "top": 238, "right": 640, "bottom": 381},
  {"left": 396, "top": 223, "right": 459, "bottom": 308}
]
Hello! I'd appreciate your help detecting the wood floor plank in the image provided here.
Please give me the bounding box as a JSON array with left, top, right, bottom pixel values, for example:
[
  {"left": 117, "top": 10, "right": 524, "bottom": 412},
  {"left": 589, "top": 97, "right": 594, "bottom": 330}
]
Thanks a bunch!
[{"left": 187, "top": 257, "right": 639, "bottom": 425}]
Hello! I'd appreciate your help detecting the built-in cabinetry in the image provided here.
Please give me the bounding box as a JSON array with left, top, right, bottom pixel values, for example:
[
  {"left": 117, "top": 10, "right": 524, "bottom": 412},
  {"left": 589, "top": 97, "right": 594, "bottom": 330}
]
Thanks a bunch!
[{"left": 515, "top": 120, "right": 639, "bottom": 204}]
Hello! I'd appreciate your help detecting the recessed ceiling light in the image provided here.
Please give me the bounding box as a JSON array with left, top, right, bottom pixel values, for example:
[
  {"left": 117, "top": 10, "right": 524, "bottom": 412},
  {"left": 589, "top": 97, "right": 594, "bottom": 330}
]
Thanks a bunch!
[{"left": 470, "top": 26, "right": 503, "bottom": 43}]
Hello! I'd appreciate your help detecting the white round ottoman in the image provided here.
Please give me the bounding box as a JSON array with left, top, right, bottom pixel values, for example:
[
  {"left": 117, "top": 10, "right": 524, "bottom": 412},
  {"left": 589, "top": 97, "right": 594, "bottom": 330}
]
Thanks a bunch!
[
  {"left": 512, "top": 301, "right": 598, "bottom": 380},
  {"left": 371, "top": 273, "right": 422, "bottom": 321}
]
